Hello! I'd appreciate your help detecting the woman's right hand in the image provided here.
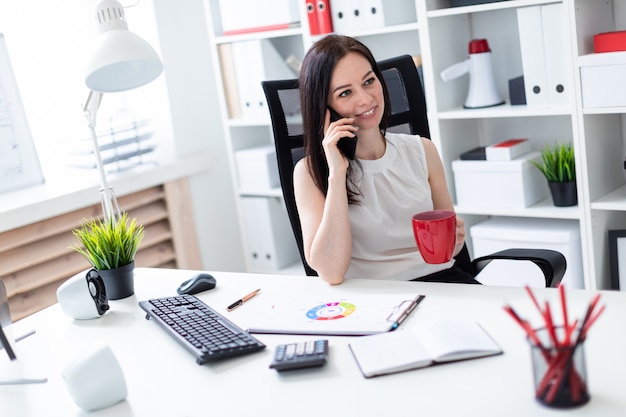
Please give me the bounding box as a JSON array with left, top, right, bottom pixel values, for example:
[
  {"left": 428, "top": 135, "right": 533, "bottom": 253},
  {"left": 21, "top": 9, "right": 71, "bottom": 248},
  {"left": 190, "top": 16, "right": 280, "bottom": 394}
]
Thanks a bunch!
[
  {"left": 294, "top": 109, "right": 355, "bottom": 285},
  {"left": 322, "top": 109, "right": 357, "bottom": 174}
]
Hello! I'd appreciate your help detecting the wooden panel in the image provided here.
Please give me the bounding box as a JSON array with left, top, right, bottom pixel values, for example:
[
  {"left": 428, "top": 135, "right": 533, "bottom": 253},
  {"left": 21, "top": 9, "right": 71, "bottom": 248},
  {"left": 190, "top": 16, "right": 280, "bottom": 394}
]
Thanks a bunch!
[
  {"left": 0, "top": 180, "right": 200, "bottom": 321},
  {"left": 0, "top": 231, "right": 78, "bottom": 276},
  {"left": 136, "top": 241, "right": 177, "bottom": 267},
  {"left": 127, "top": 199, "right": 169, "bottom": 227},
  {"left": 118, "top": 186, "right": 165, "bottom": 211},
  {"left": 2, "top": 251, "right": 86, "bottom": 297},
  {"left": 164, "top": 178, "right": 202, "bottom": 269},
  {"left": 0, "top": 204, "right": 102, "bottom": 253},
  {"left": 142, "top": 219, "right": 173, "bottom": 248},
  {"left": 9, "top": 279, "right": 64, "bottom": 322}
]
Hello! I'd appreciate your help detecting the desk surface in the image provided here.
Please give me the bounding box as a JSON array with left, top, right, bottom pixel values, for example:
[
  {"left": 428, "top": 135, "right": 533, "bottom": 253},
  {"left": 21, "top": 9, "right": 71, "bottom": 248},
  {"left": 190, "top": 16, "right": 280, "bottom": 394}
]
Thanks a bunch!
[{"left": 2, "top": 268, "right": 625, "bottom": 416}]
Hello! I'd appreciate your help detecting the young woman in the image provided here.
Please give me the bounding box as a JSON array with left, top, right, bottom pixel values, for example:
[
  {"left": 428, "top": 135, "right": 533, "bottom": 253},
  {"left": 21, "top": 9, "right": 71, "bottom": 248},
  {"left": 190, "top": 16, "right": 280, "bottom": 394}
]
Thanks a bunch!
[{"left": 294, "top": 34, "right": 479, "bottom": 285}]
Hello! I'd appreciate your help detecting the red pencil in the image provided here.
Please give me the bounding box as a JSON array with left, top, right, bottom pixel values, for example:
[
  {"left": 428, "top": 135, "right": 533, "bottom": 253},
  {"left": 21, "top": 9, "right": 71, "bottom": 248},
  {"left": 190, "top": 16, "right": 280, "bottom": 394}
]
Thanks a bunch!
[
  {"left": 525, "top": 285, "right": 543, "bottom": 315},
  {"left": 559, "top": 284, "right": 569, "bottom": 331}
]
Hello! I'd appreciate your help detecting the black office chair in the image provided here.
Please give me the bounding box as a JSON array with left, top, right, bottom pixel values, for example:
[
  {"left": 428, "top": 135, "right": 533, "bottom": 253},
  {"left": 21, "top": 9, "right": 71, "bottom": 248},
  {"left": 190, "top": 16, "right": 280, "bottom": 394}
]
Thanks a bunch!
[{"left": 261, "top": 54, "right": 566, "bottom": 287}]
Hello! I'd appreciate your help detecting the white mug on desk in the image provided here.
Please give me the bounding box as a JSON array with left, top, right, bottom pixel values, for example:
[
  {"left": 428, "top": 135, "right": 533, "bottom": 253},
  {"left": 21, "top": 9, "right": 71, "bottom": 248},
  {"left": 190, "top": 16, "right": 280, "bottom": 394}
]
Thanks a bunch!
[{"left": 62, "top": 342, "right": 127, "bottom": 412}]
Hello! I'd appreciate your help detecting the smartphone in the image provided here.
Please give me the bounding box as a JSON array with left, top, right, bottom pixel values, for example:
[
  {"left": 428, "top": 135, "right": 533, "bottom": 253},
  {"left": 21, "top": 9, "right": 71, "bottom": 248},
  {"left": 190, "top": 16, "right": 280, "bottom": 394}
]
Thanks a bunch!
[{"left": 328, "top": 107, "right": 357, "bottom": 160}]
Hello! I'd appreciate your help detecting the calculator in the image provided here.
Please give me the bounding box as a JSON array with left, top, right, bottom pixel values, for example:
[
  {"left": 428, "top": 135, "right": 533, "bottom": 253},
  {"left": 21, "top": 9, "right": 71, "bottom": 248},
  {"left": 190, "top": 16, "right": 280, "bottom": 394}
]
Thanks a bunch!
[{"left": 269, "top": 339, "right": 329, "bottom": 371}]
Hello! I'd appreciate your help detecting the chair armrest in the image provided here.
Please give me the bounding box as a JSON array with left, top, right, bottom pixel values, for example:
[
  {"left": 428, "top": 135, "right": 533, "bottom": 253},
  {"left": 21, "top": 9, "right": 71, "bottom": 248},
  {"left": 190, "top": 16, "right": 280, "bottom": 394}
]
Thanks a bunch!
[{"left": 472, "top": 249, "right": 567, "bottom": 288}]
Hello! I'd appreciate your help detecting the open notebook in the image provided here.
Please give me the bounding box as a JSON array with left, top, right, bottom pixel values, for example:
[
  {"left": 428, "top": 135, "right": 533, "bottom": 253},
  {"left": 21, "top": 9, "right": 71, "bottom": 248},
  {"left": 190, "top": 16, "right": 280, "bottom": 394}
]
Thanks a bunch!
[
  {"left": 246, "top": 293, "right": 425, "bottom": 336},
  {"left": 349, "top": 320, "right": 503, "bottom": 378}
]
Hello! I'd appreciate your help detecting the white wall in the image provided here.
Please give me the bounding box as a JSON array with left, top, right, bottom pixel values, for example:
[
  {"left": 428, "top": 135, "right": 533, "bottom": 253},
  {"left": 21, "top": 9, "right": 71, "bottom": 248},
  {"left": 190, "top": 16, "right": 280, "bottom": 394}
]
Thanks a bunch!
[{"left": 152, "top": 0, "right": 245, "bottom": 271}]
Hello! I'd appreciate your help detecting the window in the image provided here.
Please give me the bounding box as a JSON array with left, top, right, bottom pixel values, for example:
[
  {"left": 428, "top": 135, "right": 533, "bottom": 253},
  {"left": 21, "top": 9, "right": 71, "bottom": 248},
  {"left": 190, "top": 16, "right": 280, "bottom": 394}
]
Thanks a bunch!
[{"left": 0, "top": 0, "right": 173, "bottom": 183}]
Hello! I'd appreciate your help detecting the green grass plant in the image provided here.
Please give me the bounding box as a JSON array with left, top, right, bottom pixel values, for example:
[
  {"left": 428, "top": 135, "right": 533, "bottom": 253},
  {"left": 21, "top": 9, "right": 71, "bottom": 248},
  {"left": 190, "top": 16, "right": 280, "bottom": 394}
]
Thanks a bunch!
[
  {"left": 71, "top": 212, "right": 145, "bottom": 270},
  {"left": 531, "top": 142, "right": 575, "bottom": 183}
]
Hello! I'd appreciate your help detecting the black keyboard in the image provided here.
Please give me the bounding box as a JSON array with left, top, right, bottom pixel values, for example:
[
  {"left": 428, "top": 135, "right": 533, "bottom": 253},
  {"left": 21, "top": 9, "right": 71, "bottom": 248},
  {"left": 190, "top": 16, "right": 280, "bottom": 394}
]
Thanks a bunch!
[{"left": 138, "top": 294, "right": 266, "bottom": 364}]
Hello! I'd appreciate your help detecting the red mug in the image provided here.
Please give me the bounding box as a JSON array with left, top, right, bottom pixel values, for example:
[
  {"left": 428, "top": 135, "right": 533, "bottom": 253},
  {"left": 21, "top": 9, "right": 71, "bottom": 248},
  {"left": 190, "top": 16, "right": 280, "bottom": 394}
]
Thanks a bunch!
[{"left": 412, "top": 210, "right": 456, "bottom": 264}]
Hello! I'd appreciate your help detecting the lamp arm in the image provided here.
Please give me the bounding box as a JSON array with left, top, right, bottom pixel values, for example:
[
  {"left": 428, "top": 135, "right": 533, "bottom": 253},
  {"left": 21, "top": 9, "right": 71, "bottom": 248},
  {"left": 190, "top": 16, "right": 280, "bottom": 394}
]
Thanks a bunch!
[{"left": 83, "top": 90, "right": 121, "bottom": 223}]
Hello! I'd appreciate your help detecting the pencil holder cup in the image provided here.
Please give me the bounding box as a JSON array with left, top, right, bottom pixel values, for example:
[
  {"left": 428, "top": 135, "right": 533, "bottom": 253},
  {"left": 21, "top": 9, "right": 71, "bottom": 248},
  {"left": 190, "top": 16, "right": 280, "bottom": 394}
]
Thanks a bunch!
[{"left": 528, "top": 327, "right": 590, "bottom": 408}]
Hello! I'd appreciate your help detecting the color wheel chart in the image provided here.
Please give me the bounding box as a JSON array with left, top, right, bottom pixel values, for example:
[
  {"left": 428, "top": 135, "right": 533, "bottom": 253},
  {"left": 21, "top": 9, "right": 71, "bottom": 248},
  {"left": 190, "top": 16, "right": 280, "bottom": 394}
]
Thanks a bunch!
[{"left": 306, "top": 301, "right": 355, "bottom": 321}]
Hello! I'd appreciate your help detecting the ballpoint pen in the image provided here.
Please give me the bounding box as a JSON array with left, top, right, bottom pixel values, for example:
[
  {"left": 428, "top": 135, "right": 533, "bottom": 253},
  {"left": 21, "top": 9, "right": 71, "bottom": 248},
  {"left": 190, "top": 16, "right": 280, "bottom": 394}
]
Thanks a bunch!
[{"left": 227, "top": 288, "right": 261, "bottom": 311}]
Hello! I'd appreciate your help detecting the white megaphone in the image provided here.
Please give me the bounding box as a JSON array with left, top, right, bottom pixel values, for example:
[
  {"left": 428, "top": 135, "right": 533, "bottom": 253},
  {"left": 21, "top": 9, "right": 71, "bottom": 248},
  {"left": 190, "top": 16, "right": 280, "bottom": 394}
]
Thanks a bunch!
[{"left": 440, "top": 39, "right": 504, "bottom": 109}]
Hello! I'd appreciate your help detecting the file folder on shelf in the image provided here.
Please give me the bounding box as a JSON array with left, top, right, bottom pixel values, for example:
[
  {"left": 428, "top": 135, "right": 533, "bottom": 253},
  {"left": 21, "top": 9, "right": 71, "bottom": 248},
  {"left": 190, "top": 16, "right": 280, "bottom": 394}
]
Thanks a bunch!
[
  {"left": 316, "top": 0, "right": 333, "bottom": 34},
  {"left": 231, "top": 39, "right": 296, "bottom": 119},
  {"left": 331, "top": 0, "right": 363, "bottom": 34},
  {"left": 331, "top": 0, "right": 415, "bottom": 33},
  {"left": 362, "top": 0, "right": 417, "bottom": 30},
  {"left": 517, "top": 4, "right": 571, "bottom": 109},
  {"left": 306, "top": 0, "right": 319, "bottom": 34},
  {"left": 363, "top": 0, "right": 385, "bottom": 29},
  {"left": 541, "top": 3, "right": 571, "bottom": 108},
  {"left": 517, "top": 6, "right": 549, "bottom": 108},
  {"left": 307, "top": 0, "right": 333, "bottom": 35}
]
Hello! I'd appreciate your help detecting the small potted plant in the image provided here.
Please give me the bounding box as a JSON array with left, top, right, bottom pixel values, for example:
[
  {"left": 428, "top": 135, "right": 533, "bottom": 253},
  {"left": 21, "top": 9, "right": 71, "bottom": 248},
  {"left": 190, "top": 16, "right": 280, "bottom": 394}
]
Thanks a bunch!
[
  {"left": 531, "top": 142, "right": 577, "bottom": 207},
  {"left": 70, "top": 212, "right": 145, "bottom": 299}
]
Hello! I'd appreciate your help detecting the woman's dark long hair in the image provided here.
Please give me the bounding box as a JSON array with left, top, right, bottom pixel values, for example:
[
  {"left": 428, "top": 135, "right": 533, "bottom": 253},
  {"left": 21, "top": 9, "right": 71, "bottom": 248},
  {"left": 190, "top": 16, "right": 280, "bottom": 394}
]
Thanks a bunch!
[{"left": 299, "top": 35, "right": 391, "bottom": 204}]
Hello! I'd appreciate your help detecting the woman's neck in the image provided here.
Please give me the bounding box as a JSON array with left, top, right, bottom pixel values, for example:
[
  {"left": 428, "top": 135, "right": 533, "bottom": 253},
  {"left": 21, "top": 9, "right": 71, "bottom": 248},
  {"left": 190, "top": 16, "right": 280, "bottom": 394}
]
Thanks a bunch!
[{"left": 355, "top": 130, "right": 386, "bottom": 160}]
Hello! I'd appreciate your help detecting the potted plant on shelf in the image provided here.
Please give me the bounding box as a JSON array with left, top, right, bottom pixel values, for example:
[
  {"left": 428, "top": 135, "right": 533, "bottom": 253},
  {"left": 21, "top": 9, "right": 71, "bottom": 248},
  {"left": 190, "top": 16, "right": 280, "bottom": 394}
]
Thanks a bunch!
[
  {"left": 531, "top": 142, "right": 577, "bottom": 207},
  {"left": 70, "top": 212, "right": 145, "bottom": 300}
]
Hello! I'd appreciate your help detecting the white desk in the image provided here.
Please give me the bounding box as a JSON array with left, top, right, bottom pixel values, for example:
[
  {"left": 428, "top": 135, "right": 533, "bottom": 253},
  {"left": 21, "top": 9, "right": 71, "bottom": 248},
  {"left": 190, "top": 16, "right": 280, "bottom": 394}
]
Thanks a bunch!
[{"left": 2, "top": 268, "right": 625, "bottom": 416}]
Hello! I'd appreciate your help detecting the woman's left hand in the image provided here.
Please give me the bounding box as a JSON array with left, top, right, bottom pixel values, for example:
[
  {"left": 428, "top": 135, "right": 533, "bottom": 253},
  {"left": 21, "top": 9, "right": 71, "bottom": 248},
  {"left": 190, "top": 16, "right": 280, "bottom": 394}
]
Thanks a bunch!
[{"left": 454, "top": 216, "right": 466, "bottom": 256}]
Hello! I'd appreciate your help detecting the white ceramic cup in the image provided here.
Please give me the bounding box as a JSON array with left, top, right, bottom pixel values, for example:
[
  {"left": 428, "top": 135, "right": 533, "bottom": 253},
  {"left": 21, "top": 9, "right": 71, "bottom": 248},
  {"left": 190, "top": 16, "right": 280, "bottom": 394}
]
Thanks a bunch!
[{"left": 62, "top": 343, "right": 127, "bottom": 412}]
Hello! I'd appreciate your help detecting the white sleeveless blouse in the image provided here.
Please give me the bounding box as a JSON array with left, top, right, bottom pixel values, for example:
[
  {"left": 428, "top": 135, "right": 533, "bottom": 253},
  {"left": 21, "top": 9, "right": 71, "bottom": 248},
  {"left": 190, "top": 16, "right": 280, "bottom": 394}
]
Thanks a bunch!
[{"left": 344, "top": 133, "right": 454, "bottom": 281}]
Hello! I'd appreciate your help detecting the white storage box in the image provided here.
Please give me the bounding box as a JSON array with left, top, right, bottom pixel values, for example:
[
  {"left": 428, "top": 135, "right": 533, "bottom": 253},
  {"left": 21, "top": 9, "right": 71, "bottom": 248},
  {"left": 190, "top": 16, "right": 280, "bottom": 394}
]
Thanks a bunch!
[
  {"left": 331, "top": 0, "right": 417, "bottom": 33},
  {"left": 470, "top": 217, "right": 583, "bottom": 288},
  {"left": 235, "top": 145, "right": 280, "bottom": 191},
  {"left": 452, "top": 152, "right": 549, "bottom": 208},
  {"left": 579, "top": 51, "right": 626, "bottom": 108},
  {"left": 218, "top": 0, "right": 299, "bottom": 35},
  {"left": 240, "top": 197, "right": 300, "bottom": 270}
]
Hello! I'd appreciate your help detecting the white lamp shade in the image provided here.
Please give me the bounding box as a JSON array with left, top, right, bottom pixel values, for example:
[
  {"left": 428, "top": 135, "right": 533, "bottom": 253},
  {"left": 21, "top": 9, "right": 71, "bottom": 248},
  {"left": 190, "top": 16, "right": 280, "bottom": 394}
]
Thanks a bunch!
[{"left": 85, "top": 29, "right": 163, "bottom": 93}]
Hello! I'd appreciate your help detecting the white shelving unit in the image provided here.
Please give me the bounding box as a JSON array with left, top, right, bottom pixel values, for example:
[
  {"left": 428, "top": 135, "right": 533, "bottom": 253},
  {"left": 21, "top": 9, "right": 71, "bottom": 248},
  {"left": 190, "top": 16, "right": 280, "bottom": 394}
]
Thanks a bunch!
[
  {"left": 572, "top": 0, "right": 626, "bottom": 291},
  {"left": 202, "top": 0, "right": 626, "bottom": 289},
  {"left": 202, "top": 0, "right": 307, "bottom": 275}
]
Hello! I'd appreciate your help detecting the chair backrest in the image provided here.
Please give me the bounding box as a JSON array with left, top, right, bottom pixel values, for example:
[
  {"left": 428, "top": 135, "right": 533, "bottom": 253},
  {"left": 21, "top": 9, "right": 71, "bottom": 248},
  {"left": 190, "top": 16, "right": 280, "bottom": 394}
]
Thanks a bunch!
[{"left": 262, "top": 54, "right": 430, "bottom": 276}]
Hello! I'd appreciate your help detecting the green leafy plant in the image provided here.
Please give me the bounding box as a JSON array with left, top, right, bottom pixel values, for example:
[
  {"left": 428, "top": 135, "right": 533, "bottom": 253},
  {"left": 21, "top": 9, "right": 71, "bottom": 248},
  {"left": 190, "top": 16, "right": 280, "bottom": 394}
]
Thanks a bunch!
[
  {"left": 531, "top": 142, "right": 576, "bottom": 183},
  {"left": 70, "top": 212, "right": 145, "bottom": 270}
]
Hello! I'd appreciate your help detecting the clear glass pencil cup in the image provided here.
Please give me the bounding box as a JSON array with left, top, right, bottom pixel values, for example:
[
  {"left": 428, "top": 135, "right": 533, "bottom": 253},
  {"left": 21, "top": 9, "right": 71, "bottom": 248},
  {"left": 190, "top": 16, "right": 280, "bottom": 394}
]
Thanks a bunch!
[{"left": 528, "top": 327, "right": 590, "bottom": 408}]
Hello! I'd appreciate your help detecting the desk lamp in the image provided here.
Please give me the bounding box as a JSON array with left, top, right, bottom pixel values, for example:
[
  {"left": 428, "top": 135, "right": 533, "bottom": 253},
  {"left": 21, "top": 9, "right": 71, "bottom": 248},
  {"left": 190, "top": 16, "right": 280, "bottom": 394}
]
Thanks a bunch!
[{"left": 83, "top": 0, "right": 163, "bottom": 223}]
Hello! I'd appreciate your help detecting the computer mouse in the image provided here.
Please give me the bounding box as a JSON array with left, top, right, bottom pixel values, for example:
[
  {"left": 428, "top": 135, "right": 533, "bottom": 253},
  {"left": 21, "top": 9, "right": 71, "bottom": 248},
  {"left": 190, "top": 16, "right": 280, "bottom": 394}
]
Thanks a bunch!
[{"left": 177, "top": 273, "right": 217, "bottom": 295}]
